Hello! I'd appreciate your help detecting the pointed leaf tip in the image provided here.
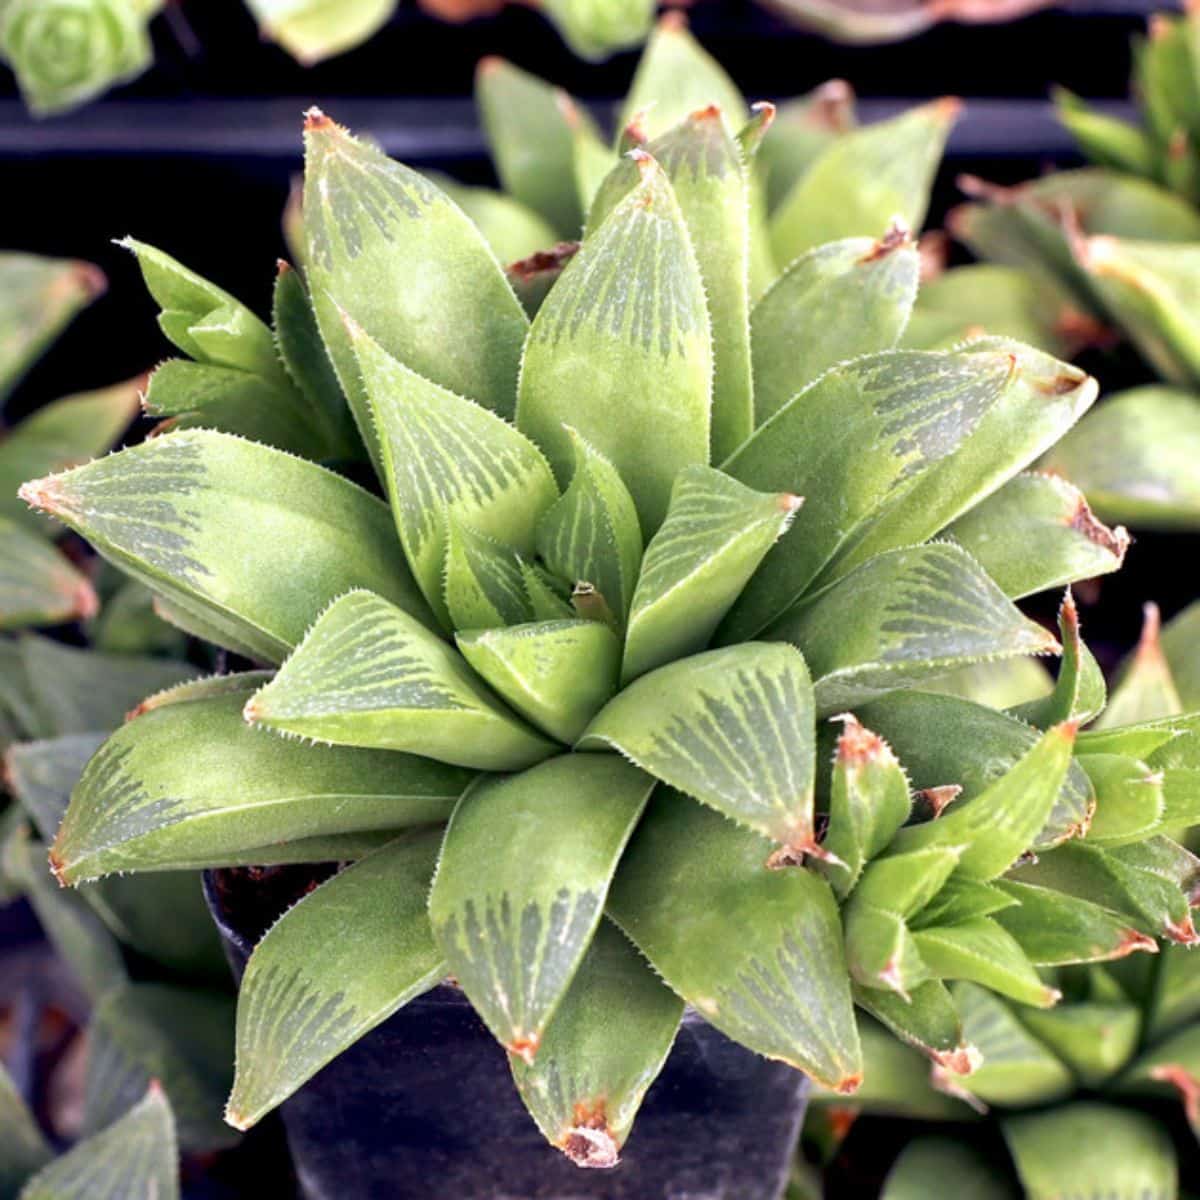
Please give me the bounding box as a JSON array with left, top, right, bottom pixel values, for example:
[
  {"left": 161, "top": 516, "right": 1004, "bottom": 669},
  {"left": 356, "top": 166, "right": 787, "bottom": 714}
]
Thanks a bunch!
[
  {"left": 860, "top": 220, "right": 914, "bottom": 262},
  {"left": 561, "top": 1124, "right": 620, "bottom": 1170},
  {"left": 659, "top": 8, "right": 688, "bottom": 32},
  {"left": 303, "top": 106, "right": 335, "bottom": 132},
  {"left": 833, "top": 713, "right": 897, "bottom": 766},
  {"left": 17, "top": 475, "right": 66, "bottom": 516}
]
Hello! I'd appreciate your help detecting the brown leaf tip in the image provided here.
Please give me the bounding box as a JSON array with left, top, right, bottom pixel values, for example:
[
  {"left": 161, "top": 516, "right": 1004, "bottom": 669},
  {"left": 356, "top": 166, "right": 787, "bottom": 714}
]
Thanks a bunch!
[
  {"left": 1115, "top": 928, "right": 1159, "bottom": 958},
  {"left": 68, "top": 260, "right": 108, "bottom": 302},
  {"left": 690, "top": 104, "right": 723, "bottom": 123},
  {"left": 47, "top": 843, "right": 69, "bottom": 888},
  {"left": 834, "top": 1073, "right": 863, "bottom": 1096},
  {"left": 918, "top": 784, "right": 963, "bottom": 819},
  {"left": 506, "top": 1033, "right": 541, "bottom": 1064},
  {"left": 811, "top": 80, "right": 855, "bottom": 131},
  {"left": 225, "top": 1107, "right": 253, "bottom": 1132},
  {"left": 303, "top": 106, "right": 336, "bottom": 133},
  {"left": 659, "top": 9, "right": 689, "bottom": 33},
  {"left": 507, "top": 242, "right": 579, "bottom": 281},
  {"left": 833, "top": 712, "right": 895, "bottom": 766},
  {"left": 18, "top": 475, "right": 69, "bottom": 518},
  {"left": 932, "top": 1042, "right": 982, "bottom": 1077},
  {"left": 1149, "top": 1065, "right": 1200, "bottom": 1126},
  {"left": 777, "top": 492, "right": 804, "bottom": 514},
  {"left": 935, "top": 96, "right": 964, "bottom": 124},
  {"left": 242, "top": 696, "right": 263, "bottom": 725},
  {"left": 860, "top": 219, "right": 913, "bottom": 265},
  {"left": 1135, "top": 602, "right": 1166, "bottom": 668},
  {"left": 476, "top": 55, "right": 505, "bottom": 78},
  {"left": 1165, "top": 912, "right": 1200, "bottom": 946},
  {"left": 276, "top": 258, "right": 293, "bottom": 277},
  {"left": 750, "top": 100, "right": 777, "bottom": 129},
  {"left": 561, "top": 1126, "right": 620, "bottom": 1169}
]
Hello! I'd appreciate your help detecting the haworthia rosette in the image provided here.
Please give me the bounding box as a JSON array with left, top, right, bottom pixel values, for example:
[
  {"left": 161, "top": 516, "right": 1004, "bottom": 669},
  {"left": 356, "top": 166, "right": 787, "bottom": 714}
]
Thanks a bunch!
[
  {"left": 245, "top": 591, "right": 555, "bottom": 770},
  {"left": 18, "top": 429, "right": 433, "bottom": 664},
  {"left": 429, "top": 754, "right": 654, "bottom": 1062}
]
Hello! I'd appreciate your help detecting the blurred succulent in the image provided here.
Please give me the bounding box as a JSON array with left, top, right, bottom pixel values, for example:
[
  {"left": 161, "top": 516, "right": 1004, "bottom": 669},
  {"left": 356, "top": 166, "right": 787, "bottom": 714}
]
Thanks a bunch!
[
  {"left": 935, "top": 11, "right": 1200, "bottom": 532},
  {"left": 0, "top": 0, "right": 163, "bottom": 116},
  {"left": 1, "top": 1077, "right": 181, "bottom": 1200},
  {"left": 803, "top": 600, "right": 1200, "bottom": 1198}
]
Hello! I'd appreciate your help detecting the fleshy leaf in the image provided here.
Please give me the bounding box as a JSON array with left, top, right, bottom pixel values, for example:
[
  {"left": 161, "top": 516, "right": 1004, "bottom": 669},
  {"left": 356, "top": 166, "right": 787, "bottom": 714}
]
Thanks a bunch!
[
  {"left": 18, "top": 1084, "right": 178, "bottom": 1200},
  {"left": 52, "top": 679, "right": 470, "bottom": 882},
  {"left": 1097, "top": 603, "right": 1185, "bottom": 729},
  {"left": 244, "top": 0, "right": 395, "bottom": 65},
  {"left": 771, "top": 542, "right": 1060, "bottom": 715},
  {"left": 0, "top": 519, "right": 96, "bottom": 632},
  {"left": 1018, "top": 1000, "right": 1141, "bottom": 1089},
  {"left": 853, "top": 980, "right": 974, "bottom": 1072},
  {"left": 622, "top": 467, "right": 801, "bottom": 683},
  {"left": 1010, "top": 590, "right": 1106, "bottom": 728},
  {"left": 1042, "top": 386, "right": 1200, "bottom": 531},
  {"left": 226, "top": 833, "right": 444, "bottom": 1130},
  {"left": 456, "top": 620, "right": 620, "bottom": 744},
  {"left": 769, "top": 99, "right": 958, "bottom": 268},
  {"left": 758, "top": 81, "right": 857, "bottom": 213},
  {"left": 540, "top": 0, "right": 655, "bottom": 61},
  {"left": 884, "top": 719, "right": 1076, "bottom": 880},
  {"left": 0, "top": 378, "right": 139, "bottom": 533},
  {"left": 303, "top": 111, "right": 528, "bottom": 467},
  {"left": 476, "top": 57, "right": 599, "bottom": 237},
  {"left": 617, "top": 13, "right": 747, "bottom": 141},
  {"left": 1162, "top": 601, "right": 1200, "bottom": 710},
  {"left": 509, "top": 920, "right": 683, "bottom": 1168},
  {"left": 720, "top": 348, "right": 1026, "bottom": 641},
  {"left": 582, "top": 643, "right": 817, "bottom": 855},
  {"left": 945, "top": 472, "right": 1128, "bottom": 600},
  {"left": 0, "top": 1062, "right": 51, "bottom": 1197},
  {"left": 443, "top": 521, "right": 534, "bottom": 632},
  {"left": 1079, "top": 753, "right": 1166, "bottom": 847},
  {"left": 245, "top": 591, "right": 555, "bottom": 770},
  {"left": 83, "top": 982, "right": 236, "bottom": 1152},
  {"left": 353, "top": 323, "right": 557, "bottom": 630},
  {"left": 517, "top": 151, "right": 712, "bottom": 533},
  {"left": 609, "top": 788, "right": 861, "bottom": 1090},
  {"left": 1003, "top": 1104, "right": 1176, "bottom": 1200},
  {"left": 441, "top": 182, "right": 560, "bottom": 266},
  {"left": 854, "top": 692, "right": 1094, "bottom": 848},
  {"left": 534, "top": 428, "right": 643, "bottom": 625},
  {"left": 18, "top": 429, "right": 433, "bottom": 664},
  {"left": 883, "top": 1139, "right": 1018, "bottom": 1200},
  {"left": 429, "top": 754, "right": 653, "bottom": 1062},
  {"left": 751, "top": 230, "right": 919, "bottom": 425},
  {"left": 817, "top": 715, "right": 912, "bottom": 899},
  {"left": 993, "top": 879, "right": 1158, "bottom": 966}
]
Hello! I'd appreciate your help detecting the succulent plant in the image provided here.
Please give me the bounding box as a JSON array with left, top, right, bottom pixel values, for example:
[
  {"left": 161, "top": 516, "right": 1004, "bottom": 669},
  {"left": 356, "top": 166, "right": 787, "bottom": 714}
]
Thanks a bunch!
[
  {"left": 23, "top": 23, "right": 1200, "bottom": 1162},
  {"left": 1, "top": 1076, "right": 182, "bottom": 1200},
  {"left": 801, "top": 601, "right": 1200, "bottom": 1198},
  {"left": 934, "top": 10, "right": 1200, "bottom": 533}
]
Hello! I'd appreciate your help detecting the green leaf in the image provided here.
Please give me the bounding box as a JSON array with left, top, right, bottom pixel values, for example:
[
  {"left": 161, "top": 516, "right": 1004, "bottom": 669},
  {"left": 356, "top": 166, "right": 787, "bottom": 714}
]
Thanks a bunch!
[
  {"left": 913, "top": 917, "right": 1058, "bottom": 1008},
  {"left": 609, "top": 788, "right": 862, "bottom": 1091},
  {"left": 720, "top": 348, "right": 1031, "bottom": 641},
  {"left": 912, "top": 875, "right": 1019, "bottom": 928},
  {"left": 852, "top": 979, "right": 974, "bottom": 1072},
  {"left": 443, "top": 521, "right": 533, "bottom": 631},
  {"left": 1055, "top": 87, "right": 1158, "bottom": 178},
  {"left": 13, "top": 636, "right": 198, "bottom": 736},
  {"left": 19, "top": 1084, "right": 178, "bottom": 1200},
  {"left": 540, "top": 0, "right": 654, "bottom": 61},
  {"left": 770, "top": 100, "right": 958, "bottom": 268},
  {"left": 751, "top": 231, "right": 919, "bottom": 425},
  {"left": 521, "top": 561, "right": 575, "bottom": 621},
  {"left": 19, "top": 429, "right": 433, "bottom": 663},
  {"left": 817, "top": 714, "right": 912, "bottom": 899},
  {"left": 824, "top": 341, "right": 1098, "bottom": 588},
  {"left": 772, "top": 542, "right": 1060, "bottom": 715},
  {"left": 0, "top": 1062, "right": 51, "bottom": 1198},
  {"left": 887, "top": 719, "right": 1077, "bottom": 880},
  {"left": 430, "top": 754, "right": 653, "bottom": 1061},
  {"left": 456, "top": 620, "right": 619, "bottom": 744},
  {"left": 1147, "top": 943, "right": 1200, "bottom": 1041},
  {"left": 535, "top": 427, "right": 643, "bottom": 625},
  {"left": 622, "top": 467, "right": 800, "bottom": 683},
  {"left": 924, "top": 658, "right": 1054, "bottom": 711},
  {"left": 1043, "top": 386, "right": 1200, "bottom": 531},
  {"left": 1163, "top": 601, "right": 1200, "bottom": 710},
  {"left": 589, "top": 109, "right": 755, "bottom": 461},
  {"left": 0, "top": 252, "right": 103, "bottom": 403},
  {"left": 758, "top": 81, "right": 856, "bottom": 213},
  {"left": 1080, "top": 753, "right": 1166, "bottom": 846},
  {"left": 1010, "top": 837, "right": 1199, "bottom": 945},
  {"left": 242, "top": 0, "right": 395, "bottom": 64},
  {"left": 509, "top": 920, "right": 682, "bottom": 1167},
  {"left": 353, "top": 322, "right": 557, "bottom": 630},
  {"left": 1098, "top": 603, "right": 1185, "bottom": 729},
  {"left": 945, "top": 472, "right": 1128, "bottom": 600},
  {"left": 246, "top": 591, "right": 554, "bottom": 769},
  {"left": 993, "top": 879, "right": 1158, "bottom": 966},
  {"left": 476, "top": 58, "right": 598, "bottom": 237},
  {"left": 883, "top": 1138, "right": 1018, "bottom": 1200},
  {"left": 945, "top": 982, "right": 1072, "bottom": 1106},
  {"left": 0, "top": 519, "right": 96, "bottom": 632},
  {"left": 1010, "top": 590, "right": 1106, "bottom": 728},
  {"left": 52, "top": 679, "right": 470, "bottom": 882},
  {"left": 1019, "top": 1000, "right": 1141, "bottom": 1089},
  {"left": 303, "top": 111, "right": 528, "bottom": 467},
  {"left": 1003, "top": 1103, "right": 1176, "bottom": 1200},
  {"left": 517, "top": 151, "right": 712, "bottom": 533},
  {"left": 441, "top": 182, "right": 560, "bottom": 266},
  {"left": 227, "top": 833, "right": 444, "bottom": 1130},
  {"left": 582, "top": 643, "right": 817, "bottom": 854},
  {"left": 0, "top": 378, "right": 139, "bottom": 533},
  {"left": 83, "top": 982, "right": 235, "bottom": 1152},
  {"left": 617, "top": 13, "right": 747, "bottom": 142},
  {"left": 854, "top": 691, "right": 1093, "bottom": 849},
  {"left": 271, "top": 260, "right": 360, "bottom": 458},
  {"left": 506, "top": 243, "right": 581, "bottom": 319}
]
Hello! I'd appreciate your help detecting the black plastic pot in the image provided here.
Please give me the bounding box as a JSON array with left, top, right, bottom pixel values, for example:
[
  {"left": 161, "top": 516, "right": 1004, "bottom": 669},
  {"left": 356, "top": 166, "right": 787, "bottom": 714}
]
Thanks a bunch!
[{"left": 203, "top": 867, "right": 810, "bottom": 1200}]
